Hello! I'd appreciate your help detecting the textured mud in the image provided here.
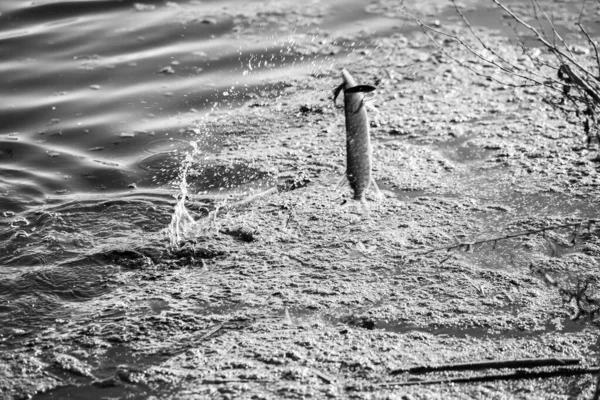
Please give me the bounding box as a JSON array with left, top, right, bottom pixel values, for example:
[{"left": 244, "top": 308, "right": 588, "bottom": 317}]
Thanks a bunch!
[{"left": 3, "top": 0, "right": 600, "bottom": 399}]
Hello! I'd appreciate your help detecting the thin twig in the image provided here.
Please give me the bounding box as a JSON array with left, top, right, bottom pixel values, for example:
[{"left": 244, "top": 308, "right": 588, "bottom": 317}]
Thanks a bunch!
[
  {"left": 529, "top": 0, "right": 550, "bottom": 43},
  {"left": 313, "top": 368, "right": 336, "bottom": 384},
  {"left": 166, "top": 322, "right": 227, "bottom": 357},
  {"left": 518, "top": 43, "right": 559, "bottom": 74},
  {"left": 451, "top": 0, "right": 521, "bottom": 71},
  {"left": 414, "top": 18, "right": 545, "bottom": 89},
  {"left": 413, "top": 14, "right": 567, "bottom": 90},
  {"left": 578, "top": 0, "right": 588, "bottom": 24},
  {"left": 415, "top": 219, "right": 598, "bottom": 256},
  {"left": 531, "top": 0, "right": 576, "bottom": 61},
  {"left": 534, "top": 269, "right": 600, "bottom": 321},
  {"left": 492, "top": 0, "right": 597, "bottom": 83},
  {"left": 422, "top": 0, "right": 600, "bottom": 127},
  {"left": 391, "top": 357, "right": 581, "bottom": 375},
  {"left": 576, "top": 22, "right": 600, "bottom": 81},
  {"left": 202, "top": 379, "right": 272, "bottom": 384},
  {"left": 559, "top": 65, "right": 600, "bottom": 104},
  {"left": 225, "top": 187, "right": 278, "bottom": 209}
]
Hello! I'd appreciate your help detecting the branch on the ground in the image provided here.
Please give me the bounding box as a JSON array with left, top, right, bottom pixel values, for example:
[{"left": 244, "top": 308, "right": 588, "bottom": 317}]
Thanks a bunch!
[
  {"left": 534, "top": 268, "right": 600, "bottom": 321},
  {"left": 391, "top": 357, "right": 581, "bottom": 375},
  {"left": 223, "top": 186, "right": 278, "bottom": 209},
  {"left": 379, "top": 366, "right": 600, "bottom": 387},
  {"left": 413, "top": 219, "right": 595, "bottom": 257}
]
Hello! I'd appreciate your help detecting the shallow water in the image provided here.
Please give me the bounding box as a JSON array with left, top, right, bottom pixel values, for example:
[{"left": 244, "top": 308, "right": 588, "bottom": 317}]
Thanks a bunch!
[
  {"left": 0, "top": 0, "right": 368, "bottom": 336},
  {"left": 0, "top": 0, "right": 597, "bottom": 378}
]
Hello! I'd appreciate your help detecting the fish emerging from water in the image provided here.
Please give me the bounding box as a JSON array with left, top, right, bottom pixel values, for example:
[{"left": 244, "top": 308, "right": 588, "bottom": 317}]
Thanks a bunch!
[{"left": 333, "top": 69, "right": 380, "bottom": 207}]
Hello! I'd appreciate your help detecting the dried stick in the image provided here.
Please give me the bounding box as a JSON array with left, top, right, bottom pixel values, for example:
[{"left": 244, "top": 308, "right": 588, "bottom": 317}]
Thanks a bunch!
[
  {"left": 416, "top": 219, "right": 597, "bottom": 256},
  {"left": 313, "top": 368, "right": 336, "bottom": 384},
  {"left": 224, "top": 186, "right": 278, "bottom": 209},
  {"left": 391, "top": 357, "right": 581, "bottom": 375},
  {"left": 536, "top": 270, "right": 600, "bottom": 321},
  {"left": 167, "top": 322, "right": 226, "bottom": 357},
  {"left": 379, "top": 366, "right": 600, "bottom": 387},
  {"left": 202, "top": 379, "right": 271, "bottom": 384}
]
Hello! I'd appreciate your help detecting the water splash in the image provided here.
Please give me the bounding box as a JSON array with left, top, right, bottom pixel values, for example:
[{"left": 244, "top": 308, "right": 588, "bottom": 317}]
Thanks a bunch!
[{"left": 167, "top": 141, "right": 217, "bottom": 249}]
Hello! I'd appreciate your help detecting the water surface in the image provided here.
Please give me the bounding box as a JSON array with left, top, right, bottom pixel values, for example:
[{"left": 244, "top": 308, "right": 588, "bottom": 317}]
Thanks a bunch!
[
  {"left": 0, "top": 0, "right": 408, "bottom": 340},
  {"left": 1, "top": 0, "right": 596, "bottom": 355}
]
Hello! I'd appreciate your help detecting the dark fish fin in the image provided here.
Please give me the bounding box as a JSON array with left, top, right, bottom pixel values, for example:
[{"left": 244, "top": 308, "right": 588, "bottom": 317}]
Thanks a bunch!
[
  {"left": 333, "top": 83, "right": 345, "bottom": 105},
  {"left": 345, "top": 85, "right": 376, "bottom": 94}
]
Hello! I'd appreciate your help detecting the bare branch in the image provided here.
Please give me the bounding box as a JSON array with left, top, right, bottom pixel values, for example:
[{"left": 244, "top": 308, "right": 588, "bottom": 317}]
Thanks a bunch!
[
  {"left": 392, "top": 358, "right": 581, "bottom": 375},
  {"left": 578, "top": 0, "right": 588, "bottom": 24},
  {"left": 413, "top": 16, "right": 556, "bottom": 88},
  {"left": 451, "top": 0, "right": 522, "bottom": 72},
  {"left": 559, "top": 64, "right": 600, "bottom": 104},
  {"left": 407, "top": 0, "right": 600, "bottom": 145},
  {"left": 492, "top": 0, "right": 598, "bottom": 84},
  {"left": 528, "top": 0, "right": 550, "bottom": 43},
  {"left": 577, "top": 22, "right": 600, "bottom": 81},
  {"left": 379, "top": 367, "right": 600, "bottom": 387},
  {"left": 516, "top": 40, "right": 559, "bottom": 73},
  {"left": 531, "top": 0, "right": 576, "bottom": 61},
  {"left": 415, "top": 219, "right": 598, "bottom": 256}
]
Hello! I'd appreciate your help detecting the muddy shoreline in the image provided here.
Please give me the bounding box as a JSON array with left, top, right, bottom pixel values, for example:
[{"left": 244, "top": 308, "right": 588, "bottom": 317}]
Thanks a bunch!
[{"left": 3, "top": 1, "right": 600, "bottom": 399}]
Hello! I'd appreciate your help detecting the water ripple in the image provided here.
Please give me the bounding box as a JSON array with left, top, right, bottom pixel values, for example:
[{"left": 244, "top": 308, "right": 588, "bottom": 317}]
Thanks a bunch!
[{"left": 0, "top": 0, "right": 379, "bottom": 336}]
